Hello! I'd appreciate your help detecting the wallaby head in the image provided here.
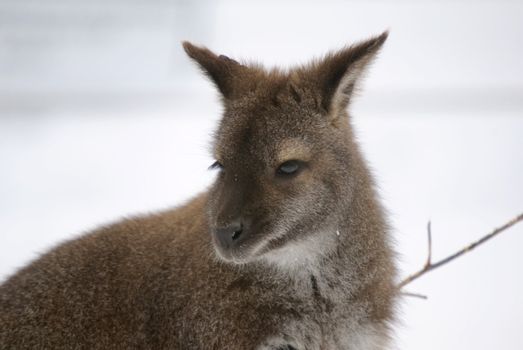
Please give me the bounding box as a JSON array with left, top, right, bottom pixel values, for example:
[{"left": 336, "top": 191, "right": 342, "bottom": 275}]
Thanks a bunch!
[{"left": 183, "top": 32, "right": 388, "bottom": 266}]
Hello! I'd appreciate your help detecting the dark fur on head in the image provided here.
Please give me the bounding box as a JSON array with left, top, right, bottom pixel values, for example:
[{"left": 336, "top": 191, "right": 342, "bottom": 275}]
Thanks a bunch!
[{"left": 184, "top": 32, "right": 390, "bottom": 268}]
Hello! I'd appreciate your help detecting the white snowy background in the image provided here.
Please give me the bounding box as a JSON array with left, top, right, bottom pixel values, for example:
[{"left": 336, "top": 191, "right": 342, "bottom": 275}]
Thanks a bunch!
[{"left": 1, "top": 1, "right": 522, "bottom": 349}]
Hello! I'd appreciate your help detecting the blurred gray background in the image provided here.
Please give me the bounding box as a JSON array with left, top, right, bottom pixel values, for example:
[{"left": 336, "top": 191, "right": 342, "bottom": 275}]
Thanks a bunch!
[{"left": 1, "top": 1, "right": 522, "bottom": 349}]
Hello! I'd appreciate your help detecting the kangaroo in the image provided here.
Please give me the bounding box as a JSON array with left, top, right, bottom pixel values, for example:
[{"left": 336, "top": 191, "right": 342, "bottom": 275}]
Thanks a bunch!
[{"left": 0, "top": 32, "right": 397, "bottom": 350}]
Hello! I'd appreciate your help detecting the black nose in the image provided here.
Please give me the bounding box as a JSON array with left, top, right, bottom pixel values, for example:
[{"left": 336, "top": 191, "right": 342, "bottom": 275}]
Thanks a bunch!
[{"left": 215, "top": 220, "right": 245, "bottom": 250}]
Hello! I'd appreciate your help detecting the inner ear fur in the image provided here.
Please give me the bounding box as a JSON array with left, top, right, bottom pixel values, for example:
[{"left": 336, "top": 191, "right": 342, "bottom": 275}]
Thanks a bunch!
[
  {"left": 308, "top": 31, "right": 389, "bottom": 115},
  {"left": 183, "top": 42, "right": 244, "bottom": 99}
]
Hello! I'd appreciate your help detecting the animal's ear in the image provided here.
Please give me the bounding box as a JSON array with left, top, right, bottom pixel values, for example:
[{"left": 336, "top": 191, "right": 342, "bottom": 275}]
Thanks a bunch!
[
  {"left": 182, "top": 42, "right": 243, "bottom": 99},
  {"left": 311, "top": 31, "right": 388, "bottom": 115}
]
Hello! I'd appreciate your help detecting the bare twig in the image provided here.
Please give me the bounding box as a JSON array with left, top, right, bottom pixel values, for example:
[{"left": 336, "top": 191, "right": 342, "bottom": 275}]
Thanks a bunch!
[
  {"left": 401, "top": 291, "right": 428, "bottom": 300},
  {"left": 398, "top": 212, "right": 523, "bottom": 289},
  {"left": 425, "top": 221, "right": 432, "bottom": 268}
]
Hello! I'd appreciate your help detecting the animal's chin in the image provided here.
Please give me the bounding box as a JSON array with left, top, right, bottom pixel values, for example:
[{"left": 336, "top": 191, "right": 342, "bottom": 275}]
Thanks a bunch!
[
  {"left": 211, "top": 235, "right": 262, "bottom": 265},
  {"left": 210, "top": 222, "right": 277, "bottom": 264},
  {"left": 212, "top": 246, "right": 258, "bottom": 265}
]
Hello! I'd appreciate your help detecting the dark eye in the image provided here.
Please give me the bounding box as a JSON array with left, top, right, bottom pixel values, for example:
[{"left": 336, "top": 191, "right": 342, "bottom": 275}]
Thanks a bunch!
[
  {"left": 276, "top": 160, "right": 301, "bottom": 176},
  {"left": 209, "top": 160, "right": 223, "bottom": 171}
]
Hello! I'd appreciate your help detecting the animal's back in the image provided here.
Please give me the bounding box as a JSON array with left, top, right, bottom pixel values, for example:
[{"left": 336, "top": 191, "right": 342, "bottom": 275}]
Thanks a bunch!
[{"left": 0, "top": 194, "right": 212, "bottom": 349}]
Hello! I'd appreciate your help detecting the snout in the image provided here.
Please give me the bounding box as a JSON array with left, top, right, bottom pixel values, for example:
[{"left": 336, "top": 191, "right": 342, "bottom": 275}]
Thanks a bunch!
[{"left": 213, "top": 218, "right": 253, "bottom": 257}]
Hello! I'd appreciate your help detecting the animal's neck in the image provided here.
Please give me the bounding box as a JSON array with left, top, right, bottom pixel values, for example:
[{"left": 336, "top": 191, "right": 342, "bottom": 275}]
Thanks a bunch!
[{"left": 261, "top": 177, "right": 388, "bottom": 298}]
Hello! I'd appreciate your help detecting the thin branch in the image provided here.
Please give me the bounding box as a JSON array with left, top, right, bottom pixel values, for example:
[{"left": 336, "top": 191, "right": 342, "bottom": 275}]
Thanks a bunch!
[
  {"left": 425, "top": 221, "right": 432, "bottom": 268},
  {"left": 398, "top": 212, "right": 523, "bottom": 289},
  {"left": 401, "top": 291, "right": 428, "bottom": 300}
]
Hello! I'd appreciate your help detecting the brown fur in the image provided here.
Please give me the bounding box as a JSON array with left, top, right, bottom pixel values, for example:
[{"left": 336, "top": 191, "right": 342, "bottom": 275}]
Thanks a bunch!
[{"left": 0, "top": 33, "right": 397, "bottom": 349}]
